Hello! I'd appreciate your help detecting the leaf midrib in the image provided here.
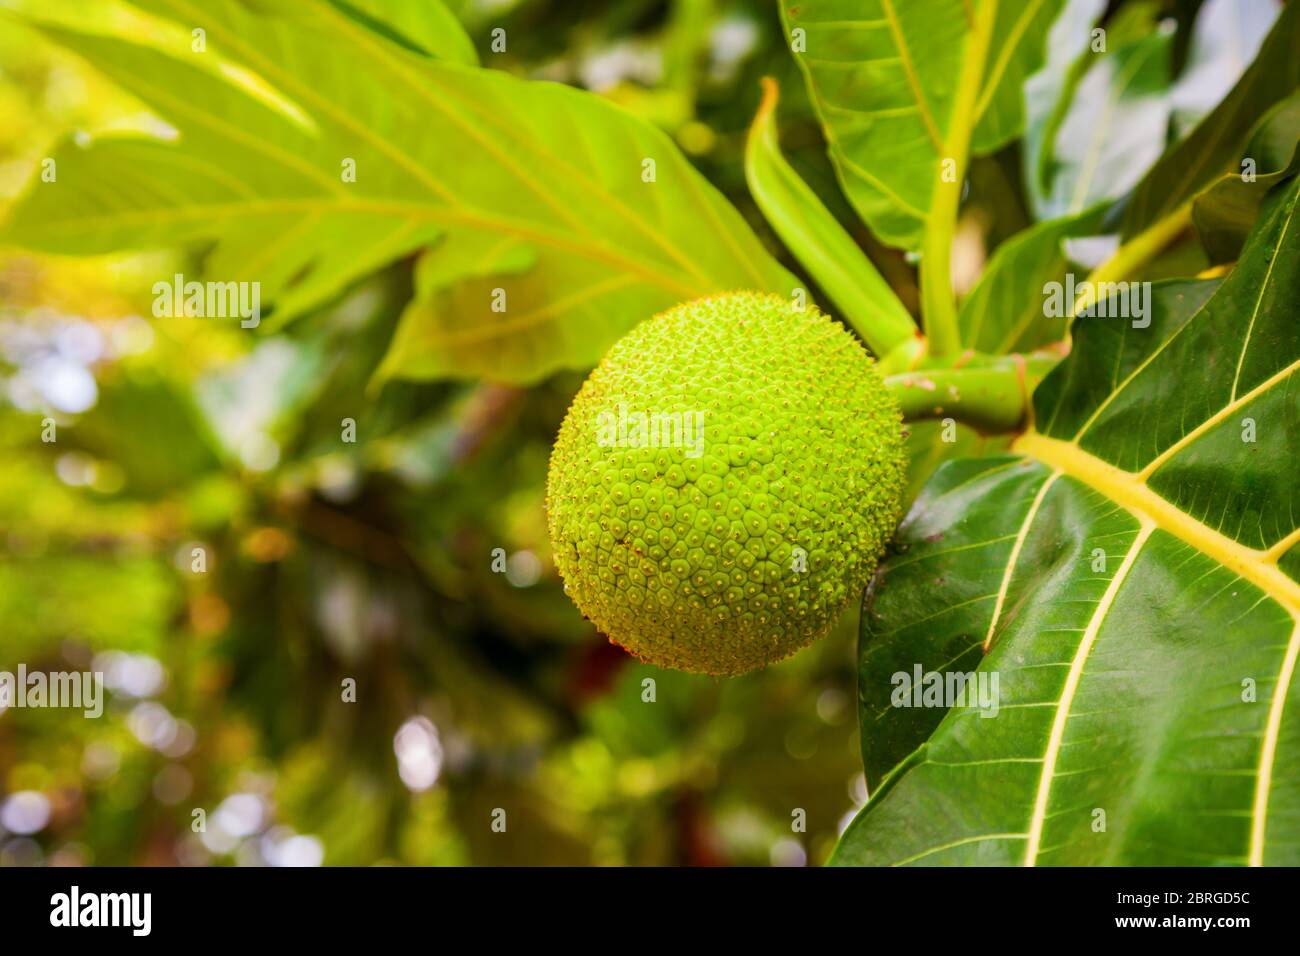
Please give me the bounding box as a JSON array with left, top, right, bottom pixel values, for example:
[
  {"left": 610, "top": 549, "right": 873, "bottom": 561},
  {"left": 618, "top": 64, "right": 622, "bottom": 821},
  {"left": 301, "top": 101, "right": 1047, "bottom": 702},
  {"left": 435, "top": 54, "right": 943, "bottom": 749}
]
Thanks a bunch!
[
  {"left": 1015, "top": 431, "right": 1300, "bottom": 867},
  {"left": 982, "top": 470, "right": 1060, "bottom": 652},
  {"left": 1014, "top": 431, "right": 1300, "bottom": 613},
  {"left": 308, "top": 0, "right": 748, "bottom": 291},
  {"left": 1022, "top": 521, "right": 1153, "bottom": 866},
  {"left": 8, "top": 195, "right": 706, "bottom": 301},
  {"left": 1251, "top": 617, "right": 1300, "bottom": 865},
  {"left": 143, "top": 0, "right": 757, "bottom": 296}
]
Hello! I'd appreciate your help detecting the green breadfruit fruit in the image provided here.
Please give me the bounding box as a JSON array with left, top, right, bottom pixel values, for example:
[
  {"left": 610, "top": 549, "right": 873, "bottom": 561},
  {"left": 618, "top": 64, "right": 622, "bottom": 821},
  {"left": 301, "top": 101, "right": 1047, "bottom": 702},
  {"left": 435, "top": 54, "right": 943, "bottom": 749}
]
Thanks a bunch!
[{"left": 546, "top": 291, "right": 907, "bottom": 676}]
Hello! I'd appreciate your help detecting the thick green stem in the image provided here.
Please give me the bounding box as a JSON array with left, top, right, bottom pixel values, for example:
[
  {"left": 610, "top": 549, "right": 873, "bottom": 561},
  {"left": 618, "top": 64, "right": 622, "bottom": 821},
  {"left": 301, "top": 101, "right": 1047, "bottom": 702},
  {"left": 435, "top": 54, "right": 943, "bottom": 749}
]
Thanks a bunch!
[
  {"left": 919, "top": 0, "right": 997, "bottom": 358},
  {"left": 878, "top": 334, "right": 927, "bottom": 376},
  {"left": 887, "top": 353, "right": 1057, "bottom": 434},
  {"left": 919, "top": 229, "right": 961, "bottom": 357}
]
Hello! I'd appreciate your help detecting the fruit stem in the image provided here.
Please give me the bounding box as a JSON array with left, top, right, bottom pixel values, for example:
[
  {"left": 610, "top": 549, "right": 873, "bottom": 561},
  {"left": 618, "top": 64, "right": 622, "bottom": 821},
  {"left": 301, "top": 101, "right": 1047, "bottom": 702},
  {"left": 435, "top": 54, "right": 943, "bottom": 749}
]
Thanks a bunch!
[
  {"left": 887, "top": 352, "right": 1057, "bottom": 433},
  {"left": 878, "top": 335, "right": 927, "bottom": 376}
]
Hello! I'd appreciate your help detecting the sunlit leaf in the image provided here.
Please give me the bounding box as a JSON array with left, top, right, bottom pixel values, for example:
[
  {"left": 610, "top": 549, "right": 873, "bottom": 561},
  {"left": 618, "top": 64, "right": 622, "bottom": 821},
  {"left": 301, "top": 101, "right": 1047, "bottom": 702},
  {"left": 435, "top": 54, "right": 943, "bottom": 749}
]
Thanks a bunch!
[
  {"left": 325, "top": 0, "right": 478, "bottom": 65},
  {"left": 743, "top": 77, "right": 916, "bottom": 356},
  {"left": 780, "top": 0, "right": 1063, "bottom": 251},
  {"left": 1, "top": 0, "right": 793, "bottom": 383}
]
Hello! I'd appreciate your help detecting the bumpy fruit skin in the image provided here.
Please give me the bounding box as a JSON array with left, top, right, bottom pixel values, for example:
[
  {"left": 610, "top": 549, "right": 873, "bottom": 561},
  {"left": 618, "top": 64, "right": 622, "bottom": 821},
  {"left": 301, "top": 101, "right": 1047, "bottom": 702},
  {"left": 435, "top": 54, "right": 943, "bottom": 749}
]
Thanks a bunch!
[{"left": 546, "top": 292, "right": 907, "bottom": 676}]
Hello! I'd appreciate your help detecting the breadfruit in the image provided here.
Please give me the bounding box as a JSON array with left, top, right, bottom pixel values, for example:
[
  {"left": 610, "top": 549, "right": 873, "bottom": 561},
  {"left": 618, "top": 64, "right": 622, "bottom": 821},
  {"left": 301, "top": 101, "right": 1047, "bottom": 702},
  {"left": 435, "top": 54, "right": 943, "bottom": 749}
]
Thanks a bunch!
[{"left": 546, "top": 292, "right": 906, "bottom": 676}]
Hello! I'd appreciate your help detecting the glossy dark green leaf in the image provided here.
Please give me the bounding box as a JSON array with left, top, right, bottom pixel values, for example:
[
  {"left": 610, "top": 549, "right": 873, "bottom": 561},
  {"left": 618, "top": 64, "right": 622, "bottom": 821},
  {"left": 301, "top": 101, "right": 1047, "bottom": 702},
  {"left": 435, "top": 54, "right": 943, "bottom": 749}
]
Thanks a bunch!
[{"left": 838, "top": 177, "right": 1300, "bottom": 865}]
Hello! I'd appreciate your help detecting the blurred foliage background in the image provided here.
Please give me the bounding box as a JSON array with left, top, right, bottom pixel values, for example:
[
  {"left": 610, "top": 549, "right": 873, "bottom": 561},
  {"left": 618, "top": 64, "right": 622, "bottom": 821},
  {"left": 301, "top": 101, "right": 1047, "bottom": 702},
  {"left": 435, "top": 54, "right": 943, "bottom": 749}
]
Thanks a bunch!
[{"left": 0, "top": 0, "right": 883, "bottom": 867}]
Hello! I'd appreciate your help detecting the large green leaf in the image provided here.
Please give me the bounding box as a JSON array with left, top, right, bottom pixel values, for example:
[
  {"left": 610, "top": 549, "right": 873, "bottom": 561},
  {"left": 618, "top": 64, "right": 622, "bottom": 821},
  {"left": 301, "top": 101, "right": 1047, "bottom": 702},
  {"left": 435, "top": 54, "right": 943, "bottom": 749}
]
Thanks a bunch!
[
  {"left": 781, "top": 0, "right": 1063, "bottom": 251},
  {"left": 837, "top": 176, "right": 1300, "bottom": 865},
  {"left": 972, "top": 0, "right": 1068, "bottom": 153},
  {"left": 0, "top": 0, "right": 793, "bottom": 382}
]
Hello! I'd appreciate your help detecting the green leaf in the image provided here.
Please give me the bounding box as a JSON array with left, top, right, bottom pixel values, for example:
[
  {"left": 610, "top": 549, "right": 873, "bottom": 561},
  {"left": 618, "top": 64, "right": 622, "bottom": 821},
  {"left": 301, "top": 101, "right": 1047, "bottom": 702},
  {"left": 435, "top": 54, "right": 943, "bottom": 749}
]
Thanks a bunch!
[
  {"left": 780, "top": 0, "right": 1062, "bottom": 252},
  {"left": 898, "top": 421, "right": 1011, "bottom": 511},
  {"left": 957, "top": 204, "right": 1105, "bottom": 353},
  {"left": 1, "top": 0, "right": 793, "bottom": 381},
  {"left": 837, "top": 177, "right": 1300, "bottom": 865},
  {"left": 0, "top": 554, "right": 177, "bottom": 669},
  {"left": 1119, "top": 0, "right": 1300, "bottom": 238},
  {"left": 375, "top": 229, "right": 539, "bottom": 385},
  {"left": 73, "top": 368, "right": 225, "bottom": 496},
  {"left": 1192, "top": 90, "right": 1300, "bottom": 264},
  {"left": 743, "top": 77, "right": 916, "bottom": 357},
  {"left": 374, "top": 230, "right": 657, "bottom": 384}
]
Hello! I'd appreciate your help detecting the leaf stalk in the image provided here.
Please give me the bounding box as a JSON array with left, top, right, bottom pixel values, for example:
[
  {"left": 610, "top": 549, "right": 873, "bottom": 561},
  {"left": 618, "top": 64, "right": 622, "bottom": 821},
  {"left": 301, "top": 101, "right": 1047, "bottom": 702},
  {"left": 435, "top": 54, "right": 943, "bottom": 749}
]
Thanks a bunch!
[{"left": 919, "top": 0, "right": 998, "bottom": 357}]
